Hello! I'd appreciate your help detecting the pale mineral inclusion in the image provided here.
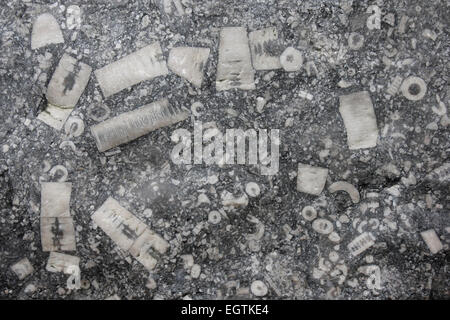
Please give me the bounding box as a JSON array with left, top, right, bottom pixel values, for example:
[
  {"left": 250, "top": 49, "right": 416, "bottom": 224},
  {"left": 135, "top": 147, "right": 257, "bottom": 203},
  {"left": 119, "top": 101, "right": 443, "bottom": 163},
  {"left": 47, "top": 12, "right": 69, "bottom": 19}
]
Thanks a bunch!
[
  {"left": 31, "top": 13, "right": 64, "bottom": 50},
  {"left": 338, "top": 91, "right": 378, "bottom": 150},
  {"left": 168, "top": 47, "right": 210, "bottom": 88},
  {"left": 90, "top": 98, "right": 189, "bottom": 152},
  {"left": 92, "top": 197, "right": 169, "bottom": 271},
  {"left": 37, "top": 54, "right": 92, "bottom": 130},
  {"left": 216, "top": 27, "right": 255, "bottom": 91},
  {"left": 296, "top": 163, "right": 328, "bottom": 196},
  {"left": 94, "top": 42, "right": 169, "bottom": 98},
  {"left": 248, "top": 27, "right": 282, "bottom": 70}
]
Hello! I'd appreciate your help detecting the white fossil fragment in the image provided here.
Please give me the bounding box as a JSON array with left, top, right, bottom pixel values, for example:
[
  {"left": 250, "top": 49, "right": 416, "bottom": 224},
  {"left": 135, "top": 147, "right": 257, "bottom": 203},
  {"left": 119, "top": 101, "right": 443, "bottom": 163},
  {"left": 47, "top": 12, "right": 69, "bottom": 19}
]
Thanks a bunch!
[
  {"left": 249, "top": 27, "right": 282, "bottom": 70},
  {"left": 301, "top": 206, "right": 317, "bottom": 221},
  {"left": 348, "top": 32, "right": 364, "bottom": 50},
  {"left": 245, "top": 182, "right": 260, "bottom": 197},
  {"left": 66, "top": 264, "right": 81, "bottom": 290},
  {"left": 328, "top": 232, "right": 341, "bottom": 243},
  {"left": 91, "top": 197, "right": 147, "bottom": 251},
  {"left": 245, "top": 215, "right": 265, "bottom": 241},
  {"left": 11, "top": 258, "right": 34, "bottom": 280},
  {"left": 357, "top": 221, "right": 368, "bottom": 234},
  {"left": 299, "top": 90, "right": 313, "bottom": 100},
  {"left": 60, "top": 140, "right": 82, "bottom": 156},
  {"left": 422, "top": 29, "right": 437, "bottom": 41},
  {"left": 168, "top": 47, "right": 210, "bottom": 88},
  {"left": 280, "top": 47, "right": 303, "bottom": 72},
  {"left": 400, "top": 76, "right": 427, "bottom": 101},
  {"left": 197, "top": 193, "right": 210, "bottom": 206},
  {"left": 328, "top": 181, "right": 360, "bottom": 204},
  {"left": 46, "top": 252, "right": 80, "bottom": 273},
  {"left": 95, "top": 42, "right": 168, "bottom": 98},
  {"left": 64, "top": 116, "right": 84, "bottom": 137},
  {"left": 250, "top": 280, "right": 268, "bottom": 297},
  {"left": 296, "top": 163, "right": 328, "bottom": 196},
  {"left": 128, "top": 242, "right": 157, "bottom": 271},
  {"left": 338, "top": 80, "right": 353, "bottom": 88},
  {"left": 49, "top": 165, "right": 68, "bottom": 182},
  {"left": 38, "top": 54, "right": 92, "bottom": 130},
  {"left": 368, "top": 218, "right": 380, "bottom": 230},
  {"left": 221, "top": 191, "right": 249, "bottom": 209},
  {"left": 190, "top": 101, "right": 203, "bottom": 117},
  {"left": 41, "top": 182, "right": 72, "bottom": 218},
  {"left": 181, "top": 254, "right": 194, "bottom": 269},
  {"left": 129, "top": 228, "right": 169, "bottom": 256},
  {"left": 66, "top": 5, "right": 82, "bottom": 30},
  {"left": 359, "top": 265, "right": 381, "bottom": 290},
  {"left": 348, "top": 232, "right": 375, "bottom": 257},
  {"left": 398, "top": 16, "right": 409, "bottom": 34},
  {"left": 366, "top": 5, "right": 381, "bottom": 30},
  {"left": 41, "top": 217, "right": 76, "bottom": 252},
  {"left": 208, "top": 210, "right": 221, "bottom": 225},
  {"left": 88, "top": 103, "right": 111, "bottom": 122},
  {"left": 191, "top": 264, "right": 201, "bottom": 279},
  {"left": 24, "top": 284, "right": 37, "bottom": 294},
  {"left": 256, "top": 97, "right": 266, "bottom": 112},
  {"left": 383, "top": 13, "right": 395, "bottom": 26},
  {"left": 425, "top": 163, "right": 450, "bottom": 183},
  {"left": 216, "top": 27, "right": 255, "bottom": 91},
  {"left": 92, "top": 197, "right": 168, "bottom": 271},
  {"left": 312, "top": 218, "right": 334, "bottom": 235},
  {"left": 90, "top": 98, "right": 188, "bottom": 152},
  {"left": 420, "top": 229, "right": 443, "bottom": 254},
  {"left": 305, "top": 61, "right": 320, "bottom": 77},
  {"left": 432, "top": 95, "right": 447, "bottom": 116},
  {"left": 31, "top": 13, "right": 64, "bottom": 49},
  {"left": 387, "top": 75, "right": 403, "bottom": 96},
  {"left": 339, "top": 91, "right": 378, "bottom": 150}
]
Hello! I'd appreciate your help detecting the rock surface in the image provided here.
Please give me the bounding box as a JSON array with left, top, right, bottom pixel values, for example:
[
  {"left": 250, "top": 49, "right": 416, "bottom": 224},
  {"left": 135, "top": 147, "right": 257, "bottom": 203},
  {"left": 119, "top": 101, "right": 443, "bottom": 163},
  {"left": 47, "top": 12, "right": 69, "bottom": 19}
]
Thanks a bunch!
[{"left": 0, "top": 0, "right": 448, "bottom": 300}]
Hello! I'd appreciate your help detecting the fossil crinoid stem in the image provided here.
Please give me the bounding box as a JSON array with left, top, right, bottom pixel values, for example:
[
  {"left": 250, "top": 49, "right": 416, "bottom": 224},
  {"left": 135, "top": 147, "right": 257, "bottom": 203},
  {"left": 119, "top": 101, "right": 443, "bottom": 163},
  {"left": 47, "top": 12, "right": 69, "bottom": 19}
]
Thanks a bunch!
[{"left": 90, "top": 98, "right": 188, "bottom": 152}]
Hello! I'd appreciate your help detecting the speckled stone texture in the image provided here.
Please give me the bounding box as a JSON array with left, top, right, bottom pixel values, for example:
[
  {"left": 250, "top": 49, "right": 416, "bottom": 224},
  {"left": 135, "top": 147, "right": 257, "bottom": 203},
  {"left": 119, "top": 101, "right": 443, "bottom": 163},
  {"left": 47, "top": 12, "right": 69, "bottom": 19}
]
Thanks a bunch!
[{"left": 0, "top": 0, "right": 448, "bottom": 300}]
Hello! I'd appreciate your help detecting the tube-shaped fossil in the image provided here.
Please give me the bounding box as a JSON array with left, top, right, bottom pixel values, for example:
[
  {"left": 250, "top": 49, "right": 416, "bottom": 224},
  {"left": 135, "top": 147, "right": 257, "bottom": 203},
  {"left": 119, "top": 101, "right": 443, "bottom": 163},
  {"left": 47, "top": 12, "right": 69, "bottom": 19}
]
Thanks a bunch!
[{"left": 90, "top": 98, "right": 188, "bottom": 152}]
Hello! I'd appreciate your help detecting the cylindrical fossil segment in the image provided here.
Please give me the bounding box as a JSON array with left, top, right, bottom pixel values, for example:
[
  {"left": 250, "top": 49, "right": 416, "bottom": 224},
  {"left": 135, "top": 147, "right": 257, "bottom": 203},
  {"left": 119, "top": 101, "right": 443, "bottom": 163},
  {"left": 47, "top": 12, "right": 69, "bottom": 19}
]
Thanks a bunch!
[
  {"left": 94, "top": 42, "right": 168, "bottom": 98},
  {"left": 90, "top": 98, "right": 188, "bottom": 152}
]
